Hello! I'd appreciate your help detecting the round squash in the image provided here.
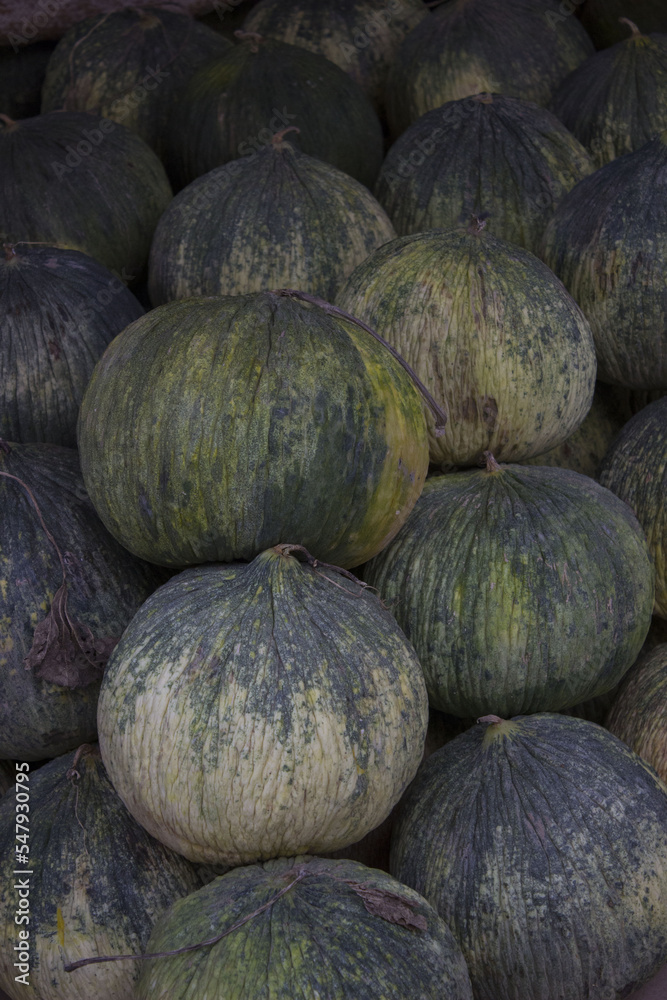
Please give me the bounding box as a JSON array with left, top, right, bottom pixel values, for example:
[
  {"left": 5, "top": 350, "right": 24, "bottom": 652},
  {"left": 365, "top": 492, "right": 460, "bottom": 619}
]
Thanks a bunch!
[
  {"left": 0, "top": 745, "right": 202, "bottom": 1000},
  {"left": 0, "top": 110, "right": 172, "bottom": 279},
  {"left": 0, "top": 442, "right": 162, "bottom": 761},
  {"left": 0, "top": 41, "right": 54, "bottom": 119},
  {"left": 376, "top": 93, "right": 594, "bottom": 253},
  {"left": 98, "top": 547, "right": 429, "bottom": 864},
  {"left": 607, "top": 643, "right": 667, "bottom": 782},
  {"left": 136, "top": 855, "right": 473, "bottom": 1000},
  {"left": 390, "top": 713, "right": 667, "bottom": 1000},
  {"left": 0, "top": 243, "right": 144, "bottom": 447},
  {"left": 599, "top": 396, "right": 667, "bottom": 618},
  {"left": 384, "top": 0, "right": 594, "bottom": 139},
  {"left": 580, "top": 1, "right": 667, "bottom": 49},
  {"left": 78, "top": 292, "right": 429, "bottom": 569},
  {"left": 541, "top": 132, "right": 667, "bottom": 389},
  {"left": 41, "top": 8, "right": 231, "bottom": 158},
  {"left": 148, "top": 130, "right": 396, "bottom": 305},
  {"left": 337, "top": 224, "right": 596, "bottom": 469},
  {"left": 165, "top": 32, "right": 384, "bottom": 191},
  {"left": 363, "top": 458, "right": 655, "bottom": 718}
]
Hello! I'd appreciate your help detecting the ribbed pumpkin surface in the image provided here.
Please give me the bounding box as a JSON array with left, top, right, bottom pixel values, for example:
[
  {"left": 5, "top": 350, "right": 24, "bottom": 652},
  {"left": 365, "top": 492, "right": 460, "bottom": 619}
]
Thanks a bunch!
[
  {"left": 98, "top": 549, "right": 429, "bottom": 864},
  {"left": 599, "top": 397, "right": 667, "bottom": 618},
  {"left": 363, "top": 462, "right": 654, "bottom": 717},
  {"left": 0, "top": 746, "right": 201, "bottom": 1000},
  {"left": 581, "top": 1, "right": 667, "bottom": 48},
  {"left": 0, "top": 41, "right": 54, "bottom": 119},
  {"left": 337, "top": 226, "right": 596, "bottom": 469},
  {"left": 541, "top": 133, "right": 667, "bottom": 389},
  {"left": 0, "top": 244, "right": 143, "bottom": 446},
  {"left": 148, "top": 135, "right": 396, "bottom": 305},
  {"left": 607, "top": 644, "right": 667, "bottom": 783},
  {"left": 375, "top": 93, "right": 593, "bottom": 252},
  {"left": 78, "top": 292, "right": 428, "bottom": 569},
  {"left": 391, "top": 713, "right": 667, "bottom": 1000}
]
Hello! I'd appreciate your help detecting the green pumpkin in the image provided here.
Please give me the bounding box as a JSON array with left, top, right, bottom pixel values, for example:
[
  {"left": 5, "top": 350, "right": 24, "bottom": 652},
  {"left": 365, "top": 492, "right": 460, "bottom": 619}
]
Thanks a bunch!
[
  {"left": 607, "top": 644, "right": 667, "bottom": 783},
  {"left": 242, "top": 0, "right": 427, "bottom": 112},
  {"left": 391, "top": 713, "right": 667, "bottom": 1000},
  {"left": 0, "top": 244, "right": 144, "bottom": 447},
  {"left": 376, "top": 93, "right": 594, "bottom": 253},
  {"left": 98, "top": 548, "right": 429, "bottom": 864},
  {"left": 599, "top": 397, "right": 667, "bottom": 618},
  {"left": 363, "top": 459, "right": 654, "bottom": 718},
  {"left": 384, "top": 0, "right": 593, "bottom": 139},
  {"left": 0, "top": 41, "right": 55, "bottom": 119},
  {"left": 78, "top": 292, "right": 428, "bottom": 569},
  {"left": 337, "top": 225, "right": 596, "bottom": 469},
  {"left": 41, "top": 8, "right": 231, "bottom": 159},
  {"left": 165, "top": 33, "right": 384, "bottom": 191},
  {"left": 148, "top": 132, "right": 396, "bottom": 306},
  {"left": 0, "top": 443, "right": 162, "bottom": 761},
  {"left": 0, "top": 745, "right": 202, "bottom": 1000},
  {"left": 541, "top": 132, "right": 667, "bottom": 389},
  {"left": 580, "top": 1, "right": 667, "bottom": 48}
]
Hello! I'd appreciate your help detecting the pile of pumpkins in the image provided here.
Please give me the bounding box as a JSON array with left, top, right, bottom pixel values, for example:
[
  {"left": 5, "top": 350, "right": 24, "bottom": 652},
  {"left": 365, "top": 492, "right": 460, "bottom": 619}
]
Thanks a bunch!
[{"left": 0, "top": 1, "right": 666, "bottom": 998}]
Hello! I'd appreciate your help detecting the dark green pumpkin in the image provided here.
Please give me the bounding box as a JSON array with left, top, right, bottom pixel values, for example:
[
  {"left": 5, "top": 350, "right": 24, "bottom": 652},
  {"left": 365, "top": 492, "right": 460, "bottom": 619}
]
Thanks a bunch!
[
  {"left": 0, "top": 244, "right": 144, "bottom": 447},
  {"left": 599, "top": 397, "right": 667, "bottom": 618},
  {"left": 0, "top": 41, "right": 55, "bottom": 119},
  {"left": 0, "top": 443, "right": 163, "bottom": 761},
  {"left": 580, "top": 1, "right": 667, "bottom": 48},
  {"left": 376, "top": 93, "right": 594, "bottom": 252},
  {"left": 0, "top": 745, "right": 202, "bottom": 1000},
  {"left": 40, "top": 8, "right": 231, "bottom": 159},
  {"left": 78, "top": 292, "right": 428, "bottom": 569},
  {"left": 363, "top": 459, "right": 654, "bottom": 718},
  {"left": 384, "top": 0, "right": 594, "bottom": 139},
  {"left": 165, "top": 33, "right": 384, "bottom": 191},
  {"left": 606, "top": 643, "right": 667, "bottom": 783},
  {"left": 390, "top": 713, "right": 667, "bottom": 1000},
  {"left": 148, "top": 132, "right": 396, "bottom": 305},
  {"left": 541, "top": 132, "right": 667, "bottom": 389}
]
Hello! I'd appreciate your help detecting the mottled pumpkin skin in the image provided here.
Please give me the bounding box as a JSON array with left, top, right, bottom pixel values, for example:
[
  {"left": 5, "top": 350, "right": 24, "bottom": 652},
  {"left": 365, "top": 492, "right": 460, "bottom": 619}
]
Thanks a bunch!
[
  {"left": 0, "top": 245, "right": 143, "bottom": 447},
  {"left": 384, "top": 0, "right": 593, "bottom": 139},
  {"left": 607, "top": 644, "right": 667, "bottom": 783},
  {"left": 0, "top": 444, "right": 162, "bottom": 760},
  {"left": 0, "top": 111, "right": 172, "bottom": 279},
  {"left": 0, "top": 41, "right": 55, "bottom": 119},
  {"left": 148, "top": 138, "right": 396, "bottom": 306},
  {"left": 337, "top": 228, "right": 596, "bottom": 469},
  {"left": 391, "top": 714, "right": 667, "bottom": 1000},
  {"left": 166, "top": 34, "right": 384, "bottom": 191},
  {"left": 41, "top": 8, "right": 231, "bottom": 158},
  {"left": 364, "top": 464, "right": 654, "bottom": 718},
  {"left": 78, "top": 293, "right": 428, "bottom": 569},
  {"left": 0, "top": 747, "right": 202, "bottom": 1000},
  {"left": 581, "top": 0, "right": 667, "bottom": 48},
  {"left": 376, "top": 94, "right": 594, "bottom": 253},
  {"left": 541, "top": 134, "right": 667, "bottom": 389},
  {"left": 599, "top": 397, "right": 667, "bottom": 618},
  {"left": 98, "top": 550, "right": 429, "bottom": 865}
]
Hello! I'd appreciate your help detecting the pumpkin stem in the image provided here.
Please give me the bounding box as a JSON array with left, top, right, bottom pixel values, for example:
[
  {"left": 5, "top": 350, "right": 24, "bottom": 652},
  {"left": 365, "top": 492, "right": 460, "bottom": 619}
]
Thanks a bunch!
[
  {"left": 270, "top": 290, "right": 448, "bottom": 436},
  {"left": 272, "top": 126, "right": 300, "bottom": 147},
  {"left": 473, "top": 93, "right": 494, "bottom": 105},
  {"left": 467, "top": 215, "right": 489, "bottom": 235},
  {"left": 66, "top": 743, "right": 99, "bottom": 781},
  {"left": 274, "top": 543, "right": 378, "bottom": 598},
  {"left": 0, "top": 440, "right": 11, "bottom": 455},
  {"left": 0, "top": 113, "right": 17, "bottom": 128},
  {"left": 2, "top": 243, "right": 16, "bottom": 262},
  {"left": 234, "top": 29, "right": 264, "bottom": 52},
  {"left": 619, "top": 17, "right": 641, "bottom": 37},
  {"left": 483, "top": 451, "right": 502, "bottom": 473},
  {"left": 477, "top": 714, "right": 505, "bottom": 725}
]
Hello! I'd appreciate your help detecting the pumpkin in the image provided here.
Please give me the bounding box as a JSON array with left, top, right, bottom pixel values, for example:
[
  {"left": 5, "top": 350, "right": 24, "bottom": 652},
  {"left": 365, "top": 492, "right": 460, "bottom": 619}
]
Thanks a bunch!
[
  {"left": 41, "top": 8, "right": 231, "bottom": 159},
  {"left": 375, "top": 93, "right": 594, "bottom": 253},
  {"left": 0, "top": 41, "right": 54, "bottom": 119},
  {"left": 0, "top": 442, "right": 163, "bottom": 761},
  {"left": 599, "top": 397, "right": 667, "bottom": 618},
  {"left": 165, "top": 32, "right": 384, "bottom": 191},
  {"left": 363, "top": 457, "right": 654, "bottom": 718},
  {"left": 0, "top": 745, "right": 202, "bottom": 1000},
  {"left": 541, "top": 132, "right": 667, "bottom": 389},
  {"left": 242, "top": 0, "right": 427, "bottom": 113},
  {"left": 0, "top": 243, "right": 144, "bottom": 447},
  {"left": 384, "top": 0, "right": 594, "bottom": 140},
  {"left": 390, "top": 713, "right": 667, "bottom": 1000},
  {"left": 136, "top": 856, "right": 473, "bottom": 1000},
  {"left": 148, "top": 130, "right": 396, "bottom": 306},
  {"left": 0, "top": 110, "right": 172, "bottom": 280},
  {"left": 580, "top": 1, "right": 667, "bottom": 49},
  {"left": 606, "top": 644, "right": 667, "bottom": 783},
  {"left": 98, "top": 547, "right": 429, "bottom": 865},
  {"left": 337, "top": 224, "right": 596, "bottom": 469},
  {"left": 550, "top": 20, "right": 667, "bottom": 168},
  {"left": 78, "top": 291, "right": 429, "bottom": 569}
]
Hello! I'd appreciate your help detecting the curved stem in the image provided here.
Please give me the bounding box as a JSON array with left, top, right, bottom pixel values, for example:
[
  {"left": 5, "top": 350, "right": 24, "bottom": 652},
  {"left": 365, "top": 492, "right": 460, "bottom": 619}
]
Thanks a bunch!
[
  {"left": 0, "top": 114, "right": 17, "bottom": 128},
  {"left": 483, "top": 451, "right": 502, "bottom": 473},
  {"left": 477, "top": 714, "right": 504, "bottom": 725},
  {"left": 272, "top": 126, "right": 300, "bottom": 147},
  {"left": 619, "top": 17, "right": 641, "bottom": 37}
]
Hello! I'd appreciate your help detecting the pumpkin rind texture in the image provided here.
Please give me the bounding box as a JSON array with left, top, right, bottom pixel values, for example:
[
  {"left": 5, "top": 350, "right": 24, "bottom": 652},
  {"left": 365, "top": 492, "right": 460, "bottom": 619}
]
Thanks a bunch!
[
  {"left": 337, "top": 228, "right": 596, "bottom": 469},
  {"left": 77, "top": 292, "right": 428, "bottom": 569},
  {"left": 363, "top": 464, "right": 654, "bottom": 718},
  {"left": 97, "top": 549, "right": 429, "bottom": 865},
  {"left": 390, "top": 713, "right": 667, "bottom": 1000},
  {"left": 606, "top": 643, "right": 667, "bottom": 784},
  {"left": 0, "top": 746, "right": 202, "bottom": 1000}
]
